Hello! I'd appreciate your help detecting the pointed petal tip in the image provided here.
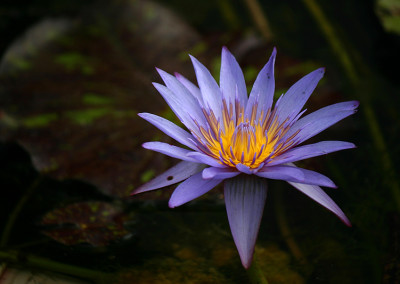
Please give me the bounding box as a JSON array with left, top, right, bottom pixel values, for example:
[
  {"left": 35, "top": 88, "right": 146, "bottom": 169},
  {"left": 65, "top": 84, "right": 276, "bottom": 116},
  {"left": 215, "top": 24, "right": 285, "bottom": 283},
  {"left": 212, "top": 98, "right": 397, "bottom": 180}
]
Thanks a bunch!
[
  {"left": 168, "top": 193, "right": 183, "bottom": 208},
  {"left": 188, "top": 54, "right": 196, "bottom": 62},
  {"left": 168, "top": 197, "right": 182, "bottom": 208},
  {"left": 344, "top": 219, "right": 352, "bottom": 227},
  {"left": 242, "top": 258, "right": 253, "bottom": 269},
  {"left": 155, "top": 67, "right": 164, "bottom": 76},
  {"left": 268, "top": 47, "right": 277, "bottom": 63},
  {"left": 129, "top": 184, "right": 148, "bottom": 196},
  {"left": 339, "top": 212, "right": 352, "bottom": 227},
  {"left": 130, "top": 187, "right": 145, "bottom": 196},
  {"left": 168, "top": 200, "right": 177, "bottom": 208},
  {"left": 337, "top": 209, "right": 352, "bottom": 227},
  {"left": 309, "top": 67, "right": 325, "bottom": 77},
  {"left": 345, "top": 142, "right": 357, "bottom": 149},
  {"left": 323, "top": 178, "right": 337, "bottom": 189},
  {"left": 156, "top": 68, "right": 171, "bottom": 80},
  {"left": 269, "top": 47, "right": 277, "bottom": 59},
  {"left": 189, "top": 54, "right": 204, "bottom": 70},
  {"left": 152, "top": 82, "right": 162, "bottom": 89},
  {"left": 221, "top": 46, "right": 234, "bottom": 58},
  {"left": 137, "top": 112, "right": 146, "bottom": 118}
]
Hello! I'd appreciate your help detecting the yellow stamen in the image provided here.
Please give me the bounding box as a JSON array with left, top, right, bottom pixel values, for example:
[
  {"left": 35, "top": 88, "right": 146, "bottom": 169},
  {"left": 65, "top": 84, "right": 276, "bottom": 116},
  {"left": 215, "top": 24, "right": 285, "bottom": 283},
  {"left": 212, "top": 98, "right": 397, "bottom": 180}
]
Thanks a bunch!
[{"left": 197, "top": 100, "right": 296, "bottom": 169}]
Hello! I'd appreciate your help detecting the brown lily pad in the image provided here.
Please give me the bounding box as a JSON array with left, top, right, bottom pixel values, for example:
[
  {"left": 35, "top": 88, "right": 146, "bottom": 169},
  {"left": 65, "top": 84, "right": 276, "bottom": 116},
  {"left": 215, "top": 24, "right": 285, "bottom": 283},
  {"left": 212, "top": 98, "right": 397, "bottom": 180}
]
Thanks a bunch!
[
  {"left": 40, "top": 201, "right": 130, "bottom": 246},
  {"left": 0, "top": 0, "right": 201, "bottom": 197}
]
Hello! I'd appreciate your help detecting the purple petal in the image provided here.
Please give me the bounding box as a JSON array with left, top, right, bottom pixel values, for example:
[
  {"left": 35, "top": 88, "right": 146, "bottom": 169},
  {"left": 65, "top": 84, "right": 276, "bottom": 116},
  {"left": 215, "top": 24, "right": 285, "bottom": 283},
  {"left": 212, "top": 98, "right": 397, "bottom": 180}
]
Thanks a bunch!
[
  {"left": 224, "top": 175, "right": 268, "bottom": 268},
  {"left": 157, "top": 69, "right": 206, "bottom": 126},
  {"left": 202, "top": 167, "right": 240, "bottom": 179},
  {"left": 142, "top": 142, "right": 198, "bottom": 163},
  {"left": 138, "top": 113, "right": 196, "bottom": 150},
  {"left": 174, "top": 72, "right": 203, "bottom": 104},
  {"left": 131, "top": 161, "right": 205, "bottom": 195},
  {"left": 190, "top": 55, "right": 223, "bottom": 120},
  {"left": 153, "top": 82, "right": 199, "bottom": 132},
  {"left": 186, "top": 152, "right": 226, "bottom": 168},
  {"left": 288, "top": 181, "right": 351, "bottom": 226},
  {"left": 246, "top": 48, "right": 276, "bottom": 119},
  {"left": 169, "top": 172, "right": 222, "bottom": 207},
  {"left": 220, "top": 47, "right": 247, "bottom": 107},
  {"left": 236, "top": 163, "right": 252, "bottom": 174},
  {"left": 285, "top": 162, "right": 351, "bottom": 226},
  {"left": 284, "top": 101, "right": 359, "bottom": 144},
  {"left": 275, "top": 68, "right": 325, "bottom": 123},
  {"left": 256, "top": 165, "right": 337, "bottom": 188},
  {"left": 268, "top": 141, "right": 356, "bottom": 166}
]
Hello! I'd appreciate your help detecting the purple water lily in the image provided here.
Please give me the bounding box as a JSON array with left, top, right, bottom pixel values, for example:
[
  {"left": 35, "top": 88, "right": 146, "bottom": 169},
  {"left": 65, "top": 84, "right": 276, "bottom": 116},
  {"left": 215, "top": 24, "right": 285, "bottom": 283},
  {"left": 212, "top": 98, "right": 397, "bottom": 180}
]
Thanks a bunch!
[{"left": 131, "top": 47, "right": 358, "bottom": 268}]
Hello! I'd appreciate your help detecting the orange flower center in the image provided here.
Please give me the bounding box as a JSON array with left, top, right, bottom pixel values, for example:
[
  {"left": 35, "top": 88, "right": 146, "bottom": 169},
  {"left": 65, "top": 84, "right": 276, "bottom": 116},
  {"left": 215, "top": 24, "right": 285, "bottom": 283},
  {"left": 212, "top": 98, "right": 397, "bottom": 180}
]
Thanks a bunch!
[{"left": 194, "top": 100, "right": 298, "bottom": 169}]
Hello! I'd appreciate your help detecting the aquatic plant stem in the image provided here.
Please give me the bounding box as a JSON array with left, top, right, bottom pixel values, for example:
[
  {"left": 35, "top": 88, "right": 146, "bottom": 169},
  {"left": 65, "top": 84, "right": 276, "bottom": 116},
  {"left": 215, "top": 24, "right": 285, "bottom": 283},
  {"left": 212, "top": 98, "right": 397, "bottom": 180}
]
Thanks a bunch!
[
  {"left": 0, "top": 176, "right": 42, "bottom": 247},
  {"left": 0, "top": 250, "right": 111, "bottom": 283},
  {"left": 243, "top": 0, "right": 273, "bottom": 41},
  {"left": 302, "top": 0, "right": 400, "bottom": 211},
  {"left": 302, "top": 0, "right": 358, "bottom": 85},
  {"left": 274, "top": 189, "right": 308, "bottom": 265},
  {"left": 247, "top": 257, "right": 269, "bottom": 284}
]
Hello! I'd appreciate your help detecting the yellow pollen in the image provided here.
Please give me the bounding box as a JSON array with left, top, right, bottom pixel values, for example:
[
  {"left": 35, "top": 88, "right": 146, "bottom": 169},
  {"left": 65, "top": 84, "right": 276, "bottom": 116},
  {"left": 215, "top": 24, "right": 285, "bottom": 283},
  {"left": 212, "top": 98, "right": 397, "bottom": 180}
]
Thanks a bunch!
[{"left": 196, "top": 100, "right": 295, "bottom": 169}]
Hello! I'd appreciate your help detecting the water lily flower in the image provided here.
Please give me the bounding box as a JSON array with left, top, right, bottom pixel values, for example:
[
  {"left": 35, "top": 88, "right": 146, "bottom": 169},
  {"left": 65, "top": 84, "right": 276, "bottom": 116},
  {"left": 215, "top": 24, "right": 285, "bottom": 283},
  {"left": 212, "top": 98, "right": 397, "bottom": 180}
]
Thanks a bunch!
[{"left": 131, "top": 47, "right": 358, "bottom": 268}]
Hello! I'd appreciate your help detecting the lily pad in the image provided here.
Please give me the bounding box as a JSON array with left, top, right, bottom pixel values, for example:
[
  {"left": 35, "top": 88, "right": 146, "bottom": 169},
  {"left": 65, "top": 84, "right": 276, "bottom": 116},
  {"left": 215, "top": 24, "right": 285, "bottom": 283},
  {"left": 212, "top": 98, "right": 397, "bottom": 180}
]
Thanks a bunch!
[
  {"left": 40, "top": 201, "right": 130, "bottom": 246},
  {"left": 0, "top": 0, "right": 200, "bottom": 197}
]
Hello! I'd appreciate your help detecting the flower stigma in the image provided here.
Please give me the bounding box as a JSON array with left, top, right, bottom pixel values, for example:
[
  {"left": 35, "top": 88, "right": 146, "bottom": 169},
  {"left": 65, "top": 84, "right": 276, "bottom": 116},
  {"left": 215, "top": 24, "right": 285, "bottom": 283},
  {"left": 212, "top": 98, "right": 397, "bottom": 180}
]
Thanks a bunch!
[{"left": 193, "top": 98, "right": 299, "bottom": 169}]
